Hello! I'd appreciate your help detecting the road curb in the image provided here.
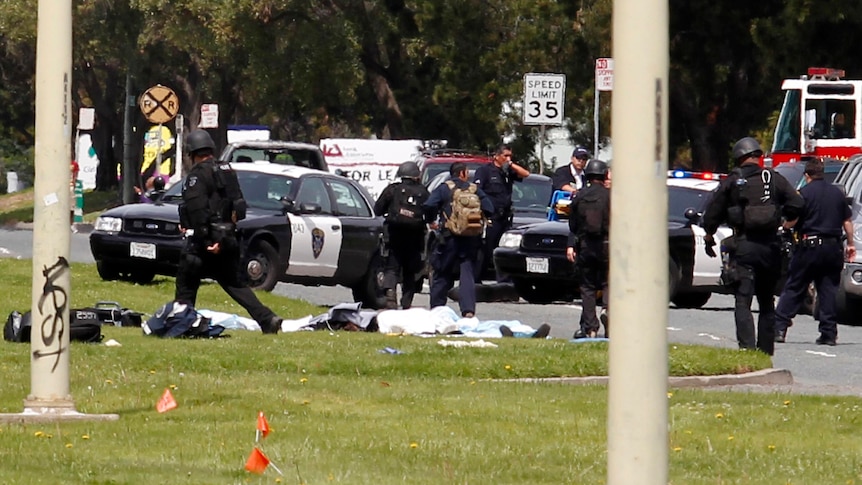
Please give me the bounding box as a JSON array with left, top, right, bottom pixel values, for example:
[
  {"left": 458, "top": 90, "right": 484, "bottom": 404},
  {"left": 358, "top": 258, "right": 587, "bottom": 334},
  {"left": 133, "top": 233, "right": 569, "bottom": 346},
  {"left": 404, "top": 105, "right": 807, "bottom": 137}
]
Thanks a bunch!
[
  {"left": 499, "top": 368, "right": 793, "bottom": 388},
  {"left": 10, "top": 222, "right": 94, "bottom": 233}
]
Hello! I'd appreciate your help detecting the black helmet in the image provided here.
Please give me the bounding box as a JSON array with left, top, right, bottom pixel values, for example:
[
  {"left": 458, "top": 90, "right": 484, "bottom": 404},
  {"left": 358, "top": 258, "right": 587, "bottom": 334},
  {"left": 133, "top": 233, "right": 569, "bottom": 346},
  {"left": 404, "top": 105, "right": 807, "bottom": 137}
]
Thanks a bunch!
[
  {"left": 732, "top": 137, "right": 763, "bottom": 161},
  {"left": 152, "top": 176, "right": 166, "bottom": 191},
  {"left": 584, "top": 159, "right": 609, "bottom": 179},
  {"left": 396, "top": 161, "right": 420, "bottom": 179},
  {"left": 186, "top": 130, "right": 215, "bottom": 155}
]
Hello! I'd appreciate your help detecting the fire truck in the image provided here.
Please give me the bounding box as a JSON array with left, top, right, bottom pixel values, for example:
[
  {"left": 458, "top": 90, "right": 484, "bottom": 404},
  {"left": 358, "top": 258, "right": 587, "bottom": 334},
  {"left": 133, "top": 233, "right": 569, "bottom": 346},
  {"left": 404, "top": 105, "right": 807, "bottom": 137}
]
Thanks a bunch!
[{"left": 765, "top": 67, "right": 862, "bottom": 167}]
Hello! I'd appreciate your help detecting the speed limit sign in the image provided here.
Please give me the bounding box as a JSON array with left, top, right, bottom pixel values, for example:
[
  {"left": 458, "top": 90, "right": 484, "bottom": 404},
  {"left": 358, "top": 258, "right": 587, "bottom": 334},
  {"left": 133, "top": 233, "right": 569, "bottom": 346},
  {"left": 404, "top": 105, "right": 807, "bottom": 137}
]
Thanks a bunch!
[{"left": 523, "top": 73, "right": 566, "bottom": 126}]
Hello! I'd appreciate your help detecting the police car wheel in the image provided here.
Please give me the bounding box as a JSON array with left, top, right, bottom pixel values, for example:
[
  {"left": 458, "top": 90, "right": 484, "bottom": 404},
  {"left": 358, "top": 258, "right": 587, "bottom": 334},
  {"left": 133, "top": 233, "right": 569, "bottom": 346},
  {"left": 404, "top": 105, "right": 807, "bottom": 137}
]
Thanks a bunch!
[
  {"left": 512, "top": 279, "right": 569, "bottom": 304},
  {"left": 669, "top": 258, "right": 681, "bottom": 301},
  {"left": 671, "top": 292, "right": 711, "bottom": 309},
  {"left": 96, "top": 261, "right": 120, "bottom": 281},
  {"left": 245, "top": 240, "right": 279, "bottom": 292},
  {"left": 125, "top": 271, "right": 155, "bottom": 285},
  {"left": 352, "top": 255, "right": 387, "bottom": 310}
]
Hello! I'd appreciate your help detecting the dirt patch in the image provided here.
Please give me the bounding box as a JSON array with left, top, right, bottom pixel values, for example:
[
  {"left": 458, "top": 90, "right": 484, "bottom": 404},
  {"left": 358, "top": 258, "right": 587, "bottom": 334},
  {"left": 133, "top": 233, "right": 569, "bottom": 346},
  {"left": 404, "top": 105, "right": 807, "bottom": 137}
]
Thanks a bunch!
[{"left": 0, "top": 191, "right": 34, "bottom": 212}]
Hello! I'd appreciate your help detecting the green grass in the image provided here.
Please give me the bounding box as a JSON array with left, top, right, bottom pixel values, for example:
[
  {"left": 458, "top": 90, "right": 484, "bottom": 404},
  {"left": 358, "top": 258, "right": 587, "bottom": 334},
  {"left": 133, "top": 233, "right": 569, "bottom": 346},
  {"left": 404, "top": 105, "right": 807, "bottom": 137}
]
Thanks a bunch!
[
  {"left": 0, "top": 188, "right": 120, "bottom": 225},
  {"left": 1, "top": 259, "right": 861, "bottom": 484}
]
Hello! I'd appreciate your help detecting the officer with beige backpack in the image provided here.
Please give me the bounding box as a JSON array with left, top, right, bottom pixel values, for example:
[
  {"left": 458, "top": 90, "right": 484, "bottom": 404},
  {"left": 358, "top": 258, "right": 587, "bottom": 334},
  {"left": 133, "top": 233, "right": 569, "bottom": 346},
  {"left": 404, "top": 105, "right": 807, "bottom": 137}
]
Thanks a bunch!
[{"left": 423, "top": 162, "right": 495, "bottom": 317}]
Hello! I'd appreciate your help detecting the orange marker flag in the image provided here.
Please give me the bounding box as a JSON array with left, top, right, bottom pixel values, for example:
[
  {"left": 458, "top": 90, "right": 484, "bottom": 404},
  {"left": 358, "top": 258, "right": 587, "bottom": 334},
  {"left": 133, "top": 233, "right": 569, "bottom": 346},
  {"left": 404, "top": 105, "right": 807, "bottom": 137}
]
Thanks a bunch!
[
  {"left": 256, "top": 411, "right": 271, "bottom": 440},
  {"left": 244, "top": 447, "right": 270, "bottom": 474},
  {"left": 156, "top": 388, "right": 177, "bottom": 413}
]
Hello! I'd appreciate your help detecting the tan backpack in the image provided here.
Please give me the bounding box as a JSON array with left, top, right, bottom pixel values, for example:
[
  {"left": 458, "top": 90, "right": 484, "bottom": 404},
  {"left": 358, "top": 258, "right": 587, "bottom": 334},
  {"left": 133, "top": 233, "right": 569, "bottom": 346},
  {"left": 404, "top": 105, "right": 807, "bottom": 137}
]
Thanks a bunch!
[{"left": 444, "top": 181, "right": 485, "bottom": 236}]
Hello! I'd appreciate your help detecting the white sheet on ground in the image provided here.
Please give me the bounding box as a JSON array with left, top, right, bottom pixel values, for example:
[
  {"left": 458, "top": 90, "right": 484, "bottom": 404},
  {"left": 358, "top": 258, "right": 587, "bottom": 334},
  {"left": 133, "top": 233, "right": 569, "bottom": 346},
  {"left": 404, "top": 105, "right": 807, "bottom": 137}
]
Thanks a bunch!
[
  {"left": 197, "top": 309, "right": 260, "bottom": 331},
  {"left": 376, "top": 306, "right": 537, "bottom": 337}
]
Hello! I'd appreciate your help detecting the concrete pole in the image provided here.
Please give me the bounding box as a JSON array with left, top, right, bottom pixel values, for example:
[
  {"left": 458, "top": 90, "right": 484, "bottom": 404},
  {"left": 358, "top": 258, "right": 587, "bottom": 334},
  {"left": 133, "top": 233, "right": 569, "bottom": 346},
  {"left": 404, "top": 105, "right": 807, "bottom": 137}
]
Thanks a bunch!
[
  {"left": 27, "top": 0, "right": 74, "bottom": 412},
  {"left": 606, "top": 0, "right": 669, "bottom": 483},
  {"left": 594, "top": 87, "right": 600, "bottom": 156}
]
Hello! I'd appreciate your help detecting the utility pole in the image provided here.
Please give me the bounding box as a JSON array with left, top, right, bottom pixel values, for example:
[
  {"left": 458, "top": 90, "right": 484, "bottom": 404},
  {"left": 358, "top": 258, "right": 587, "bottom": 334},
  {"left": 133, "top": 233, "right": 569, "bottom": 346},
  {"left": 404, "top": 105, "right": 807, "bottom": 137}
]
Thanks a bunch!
[
  {"left": 122, "top": 71, "right": 136, "bottom": 204},
  {"left": 0, "top": 0, "right": 117, "bottom": 424},
  {"left": 606, "top": 0, "right": 669, "bottom": 483}
]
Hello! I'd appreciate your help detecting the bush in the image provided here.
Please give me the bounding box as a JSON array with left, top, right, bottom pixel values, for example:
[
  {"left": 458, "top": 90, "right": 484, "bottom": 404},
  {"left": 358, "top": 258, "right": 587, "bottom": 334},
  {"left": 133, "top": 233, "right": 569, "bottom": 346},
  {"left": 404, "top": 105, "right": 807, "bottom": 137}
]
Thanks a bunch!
[{"left": 0, "top": 140, "right": 34, "bottom": 194}]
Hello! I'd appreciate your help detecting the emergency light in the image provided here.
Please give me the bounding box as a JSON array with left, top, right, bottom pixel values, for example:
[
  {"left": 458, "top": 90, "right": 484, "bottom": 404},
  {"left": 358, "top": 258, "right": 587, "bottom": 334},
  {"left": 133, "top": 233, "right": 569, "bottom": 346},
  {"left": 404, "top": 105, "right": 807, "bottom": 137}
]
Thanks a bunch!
[
  {"left": 807, "top": 67, "right": 845, "bottom": 80},
  {"left": 669, "top": 170, "right": 725, "bottom": 180}
]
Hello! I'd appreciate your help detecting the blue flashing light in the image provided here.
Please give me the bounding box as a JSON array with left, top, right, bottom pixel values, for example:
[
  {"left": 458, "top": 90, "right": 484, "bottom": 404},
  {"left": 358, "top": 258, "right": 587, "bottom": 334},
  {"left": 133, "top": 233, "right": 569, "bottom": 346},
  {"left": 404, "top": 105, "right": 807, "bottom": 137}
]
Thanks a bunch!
[{"left": 672, "top": 170, "right": 686, "bottom": 178}]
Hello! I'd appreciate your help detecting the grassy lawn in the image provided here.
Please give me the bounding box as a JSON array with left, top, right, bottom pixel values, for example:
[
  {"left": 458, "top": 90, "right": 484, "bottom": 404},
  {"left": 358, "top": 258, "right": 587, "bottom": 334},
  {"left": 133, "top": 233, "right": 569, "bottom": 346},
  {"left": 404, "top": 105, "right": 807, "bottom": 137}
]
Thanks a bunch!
[
  {"left": 1, "top": 259, "right": 861, "bottom": 483},
  {"left": 0, "top": 187, "right": 120, "bottom": 225}
]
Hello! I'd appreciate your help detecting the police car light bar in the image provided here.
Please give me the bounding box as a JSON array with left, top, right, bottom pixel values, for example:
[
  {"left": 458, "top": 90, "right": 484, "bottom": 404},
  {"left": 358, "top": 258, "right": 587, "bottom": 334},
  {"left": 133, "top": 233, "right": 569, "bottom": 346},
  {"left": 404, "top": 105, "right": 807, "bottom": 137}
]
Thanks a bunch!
[
  {"left": 807, "top": 67, "right": 845, "bottom": 80},
  {"left": 669, "top": 170, "right": 725, "bottom": 180}
]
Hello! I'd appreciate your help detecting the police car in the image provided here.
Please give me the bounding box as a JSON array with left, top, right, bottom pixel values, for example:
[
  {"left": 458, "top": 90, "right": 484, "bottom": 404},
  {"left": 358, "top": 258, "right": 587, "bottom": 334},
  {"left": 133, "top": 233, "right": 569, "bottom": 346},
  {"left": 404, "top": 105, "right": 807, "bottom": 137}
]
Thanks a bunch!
[
  {"left": 493, "top": 171, "right": 732, "bottom": 306},
  {"left": 90, "top": 163, "right": 387, "bottom": 308}
]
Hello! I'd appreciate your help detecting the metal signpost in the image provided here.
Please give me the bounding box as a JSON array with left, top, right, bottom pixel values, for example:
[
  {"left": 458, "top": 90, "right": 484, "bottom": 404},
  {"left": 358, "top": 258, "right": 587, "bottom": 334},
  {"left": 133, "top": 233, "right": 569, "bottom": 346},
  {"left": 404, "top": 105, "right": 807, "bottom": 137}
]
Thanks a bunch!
[
  {"left": 523, "top": 73, "right": 566, "bottom": 173},
  {"left": 595, "top": 58, "right": 614, "bottom": 156}
]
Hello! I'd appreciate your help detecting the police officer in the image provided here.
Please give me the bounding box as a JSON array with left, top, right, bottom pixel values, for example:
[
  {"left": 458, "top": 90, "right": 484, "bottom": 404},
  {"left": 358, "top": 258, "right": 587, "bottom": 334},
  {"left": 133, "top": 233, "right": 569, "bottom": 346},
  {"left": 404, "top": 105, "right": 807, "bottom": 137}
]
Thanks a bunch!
[
  {"left": 552, "top": 145, "right": 590, "bottom": 194},
  {"left": 774, "top": 159, "right": 856, "bottom": 345},
  {"left": 374, "top": 161, "right": 430, "bottom": 310},
  {"left": 424, "top": 162, "right": 495, "bottom": 317},
  {"left": 474, "top": 144, "right": 530, "bottom": 282},
  {"left": 175, "top": 130, "right": 282, "bottom": 334},
  {"left": 702, "top": 137, "right": 803, "bottom": 354},
  {"left": 565, "top": 159, "right": 611, "bottom": 339}
]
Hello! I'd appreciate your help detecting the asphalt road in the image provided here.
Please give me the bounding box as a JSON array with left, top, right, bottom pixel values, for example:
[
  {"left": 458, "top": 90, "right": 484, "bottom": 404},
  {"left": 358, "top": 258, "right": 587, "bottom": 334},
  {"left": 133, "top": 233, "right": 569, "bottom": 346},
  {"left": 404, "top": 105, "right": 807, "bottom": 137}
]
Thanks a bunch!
[{"left": 3, "top": 227, "right": 862, "bottom": 396}]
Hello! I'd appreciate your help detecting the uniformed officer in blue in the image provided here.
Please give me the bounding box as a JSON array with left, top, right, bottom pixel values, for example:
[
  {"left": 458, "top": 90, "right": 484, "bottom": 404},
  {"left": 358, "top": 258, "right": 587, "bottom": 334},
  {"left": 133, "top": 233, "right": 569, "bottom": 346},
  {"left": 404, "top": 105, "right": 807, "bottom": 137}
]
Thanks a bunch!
[
  {"left": 774, "top": 159, "right": 856, "bottom": 345},
  {"left": 474, "top": 144, "right": 530, "bottom": 281},
  {"left": 424, "top": 162, "right": 495, "bottom": 317},
  {"left": 702, "top": 137, "right": 803, "bottom": 355},
  {"left": 175, "top": 130, "right": 282, "bottom": 334}
]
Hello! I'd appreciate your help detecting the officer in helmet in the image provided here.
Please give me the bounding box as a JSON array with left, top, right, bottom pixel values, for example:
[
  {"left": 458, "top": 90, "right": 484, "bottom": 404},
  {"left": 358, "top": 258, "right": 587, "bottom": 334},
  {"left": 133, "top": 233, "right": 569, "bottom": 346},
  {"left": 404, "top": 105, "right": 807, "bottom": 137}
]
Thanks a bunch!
[
  {"left": 373, "top": 161, "right": 430, "bottom": 309},
  {"left": 175, "top": 129, "right": 282, "bottom": 333},
  {"left": 566, "top": 159, "right": 611, "bottom": 339},
  {"left": 701, "top": 137, "right": 803, "bottom": 354}
]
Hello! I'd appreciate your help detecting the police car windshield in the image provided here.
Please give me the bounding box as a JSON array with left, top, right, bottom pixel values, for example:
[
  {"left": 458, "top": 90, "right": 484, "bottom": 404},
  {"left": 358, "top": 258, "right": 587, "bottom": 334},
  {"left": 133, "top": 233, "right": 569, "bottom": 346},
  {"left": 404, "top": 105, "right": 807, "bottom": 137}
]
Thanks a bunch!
[
  {"left": 513, "top": 177, "right": 553, "bottom": 213},
  {"left": 161, "top": 172, "right": 297, "bottom": 210},
  {"left": 668, "top": 186, "right": 711, "bottom": 223},
  {"left": 237, "top": 172, "right": 296, "bottom": 210}
]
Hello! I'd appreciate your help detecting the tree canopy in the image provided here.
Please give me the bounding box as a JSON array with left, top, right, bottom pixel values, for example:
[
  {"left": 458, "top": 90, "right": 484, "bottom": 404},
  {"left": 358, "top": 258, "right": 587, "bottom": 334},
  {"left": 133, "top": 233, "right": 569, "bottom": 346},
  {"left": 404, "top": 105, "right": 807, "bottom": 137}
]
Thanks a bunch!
[{"left": 2, "top": 0, "right": 862, "bottom": 188}]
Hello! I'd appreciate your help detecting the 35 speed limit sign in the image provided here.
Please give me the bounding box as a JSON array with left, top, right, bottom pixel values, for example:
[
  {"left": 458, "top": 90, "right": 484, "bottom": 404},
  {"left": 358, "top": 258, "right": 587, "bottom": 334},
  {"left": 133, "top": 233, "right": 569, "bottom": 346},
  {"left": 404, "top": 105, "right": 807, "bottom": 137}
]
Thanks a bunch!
[{"left": 523, "top": 73, "right": 566, "bottom": 126}]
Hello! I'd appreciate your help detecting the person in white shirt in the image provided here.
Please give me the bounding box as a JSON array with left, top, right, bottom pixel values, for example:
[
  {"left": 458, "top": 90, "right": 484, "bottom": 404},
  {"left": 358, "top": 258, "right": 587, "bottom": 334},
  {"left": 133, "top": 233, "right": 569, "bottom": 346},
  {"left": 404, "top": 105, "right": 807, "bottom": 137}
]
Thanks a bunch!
[{"left": 553, "top": 146, "right": 590, "bottom": 194}]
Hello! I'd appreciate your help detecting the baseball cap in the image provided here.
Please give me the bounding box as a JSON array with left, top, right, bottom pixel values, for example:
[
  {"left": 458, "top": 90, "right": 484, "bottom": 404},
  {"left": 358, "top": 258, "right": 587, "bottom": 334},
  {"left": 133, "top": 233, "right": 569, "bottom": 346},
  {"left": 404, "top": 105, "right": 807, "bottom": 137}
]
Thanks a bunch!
[{"left": 572, "top": 146, "right": 590, "bottom": 159}]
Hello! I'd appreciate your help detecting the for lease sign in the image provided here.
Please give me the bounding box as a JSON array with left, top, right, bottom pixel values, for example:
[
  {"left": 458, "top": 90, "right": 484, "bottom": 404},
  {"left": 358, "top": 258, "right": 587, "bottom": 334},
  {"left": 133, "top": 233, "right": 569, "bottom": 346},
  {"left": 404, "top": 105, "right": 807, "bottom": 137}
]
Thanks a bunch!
[{"left": 320, "top": 138, "right": 423, "bottom": 200}]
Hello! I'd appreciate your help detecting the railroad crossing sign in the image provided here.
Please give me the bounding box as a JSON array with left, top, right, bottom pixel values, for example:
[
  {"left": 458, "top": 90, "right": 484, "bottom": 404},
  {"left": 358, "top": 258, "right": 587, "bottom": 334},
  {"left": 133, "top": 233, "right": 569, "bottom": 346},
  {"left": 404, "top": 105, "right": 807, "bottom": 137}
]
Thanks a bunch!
[{"left": 139, "top": 85, "right": 180, "bottom": 124}]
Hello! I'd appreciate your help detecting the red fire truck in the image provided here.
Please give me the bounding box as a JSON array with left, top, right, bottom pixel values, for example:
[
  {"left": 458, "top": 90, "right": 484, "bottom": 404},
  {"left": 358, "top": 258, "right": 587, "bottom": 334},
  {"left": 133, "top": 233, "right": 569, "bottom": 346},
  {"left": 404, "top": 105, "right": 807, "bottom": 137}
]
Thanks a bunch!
[{"left": 765, "top": 67, "right": 862, "bottom": 167}]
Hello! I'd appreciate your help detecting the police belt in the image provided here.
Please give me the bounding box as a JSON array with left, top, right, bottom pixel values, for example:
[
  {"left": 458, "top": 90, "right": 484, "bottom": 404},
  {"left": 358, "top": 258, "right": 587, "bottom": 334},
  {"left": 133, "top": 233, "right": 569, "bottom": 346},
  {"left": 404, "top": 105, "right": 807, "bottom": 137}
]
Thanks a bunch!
[{"left": 800, "top": 235, "right": 841, "bottom": 247}]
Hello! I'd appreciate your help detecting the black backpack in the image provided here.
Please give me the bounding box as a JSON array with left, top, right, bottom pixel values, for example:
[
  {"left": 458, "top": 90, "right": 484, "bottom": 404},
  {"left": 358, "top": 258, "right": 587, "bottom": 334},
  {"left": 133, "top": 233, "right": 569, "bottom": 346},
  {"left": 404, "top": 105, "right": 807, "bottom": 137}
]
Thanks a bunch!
[
  {"left": 388, "top": 181, "right": 429, "bottom": 227},
  {"left": 729, "top": 167, "right": 780, "bottom": 232},
  {"left": 575, "top": 188, "right": 609, "bottom": 236},
  {"left": 142, "top": 301, "right": 226, "bottom": 338},
  {"left": 4, "top": 310, "right": 103, "bottom": 344}
]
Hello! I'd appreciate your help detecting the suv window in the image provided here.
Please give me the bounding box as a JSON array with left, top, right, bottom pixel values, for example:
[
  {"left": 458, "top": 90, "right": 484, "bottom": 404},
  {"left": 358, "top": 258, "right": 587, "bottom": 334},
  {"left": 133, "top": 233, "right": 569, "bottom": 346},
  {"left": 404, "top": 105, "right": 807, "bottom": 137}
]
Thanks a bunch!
[
  {"left": 230, "top": 147, "right": 324, "bottom": 169},
  {"left": 328, "top": 179, "right": 372, "bottom": 217}
]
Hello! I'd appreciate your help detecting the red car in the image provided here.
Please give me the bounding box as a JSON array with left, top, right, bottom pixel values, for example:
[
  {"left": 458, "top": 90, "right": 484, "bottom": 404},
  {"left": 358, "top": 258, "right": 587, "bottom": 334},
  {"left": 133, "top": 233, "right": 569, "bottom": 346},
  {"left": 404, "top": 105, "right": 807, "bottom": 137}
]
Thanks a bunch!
[{"left": 418, "top": 149, "right": 492, "bottom": 185}]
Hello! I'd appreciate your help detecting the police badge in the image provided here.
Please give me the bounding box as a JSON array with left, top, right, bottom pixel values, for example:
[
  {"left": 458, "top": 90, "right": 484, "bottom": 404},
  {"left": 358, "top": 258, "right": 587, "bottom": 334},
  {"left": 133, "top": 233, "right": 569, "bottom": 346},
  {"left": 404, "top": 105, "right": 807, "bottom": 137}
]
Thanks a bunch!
[{"left": 311, "top": 228, "right": 325, "bottom": 258}]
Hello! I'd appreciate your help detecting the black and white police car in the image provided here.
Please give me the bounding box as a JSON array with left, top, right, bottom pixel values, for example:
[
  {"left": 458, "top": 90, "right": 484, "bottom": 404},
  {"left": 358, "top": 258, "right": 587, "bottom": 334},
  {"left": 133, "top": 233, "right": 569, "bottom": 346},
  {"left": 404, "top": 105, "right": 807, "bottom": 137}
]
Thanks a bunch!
[
  {"left": 90, "top": 163, "right": 387, "bottom": 308},
  {"left": 492, "top": 171, "right": 732, "bottom": 306}
]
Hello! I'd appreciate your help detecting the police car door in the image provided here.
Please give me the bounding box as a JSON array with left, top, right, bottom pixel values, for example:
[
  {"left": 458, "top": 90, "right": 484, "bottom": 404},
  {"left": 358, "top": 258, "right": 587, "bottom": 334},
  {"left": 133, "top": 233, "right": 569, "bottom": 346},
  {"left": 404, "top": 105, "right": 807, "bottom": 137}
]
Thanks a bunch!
[
  {"left": 691, "top": 223, "right": 733, "bottom": 285},
  {"left": 286, "top": 176, "right": 343, "bottom": 277}
]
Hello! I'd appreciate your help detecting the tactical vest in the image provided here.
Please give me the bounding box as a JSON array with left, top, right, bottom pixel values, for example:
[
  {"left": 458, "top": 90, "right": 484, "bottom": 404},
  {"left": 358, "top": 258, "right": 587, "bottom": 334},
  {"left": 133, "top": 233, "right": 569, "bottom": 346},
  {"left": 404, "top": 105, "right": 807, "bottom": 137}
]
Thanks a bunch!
[{"left": 727, "top": 167, "right": 780, "bottom": 234}]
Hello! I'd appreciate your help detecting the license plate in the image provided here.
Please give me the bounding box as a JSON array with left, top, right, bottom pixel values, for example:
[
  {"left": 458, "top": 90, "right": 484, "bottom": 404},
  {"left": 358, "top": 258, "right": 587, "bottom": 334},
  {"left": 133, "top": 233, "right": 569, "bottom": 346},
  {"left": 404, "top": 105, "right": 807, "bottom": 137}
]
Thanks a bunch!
[
  {"left": 526, "top": 257, "right": 549, "bottom": 274},
  {"left": 130, "top": 242, "right": 156, "bottom": 259}
]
